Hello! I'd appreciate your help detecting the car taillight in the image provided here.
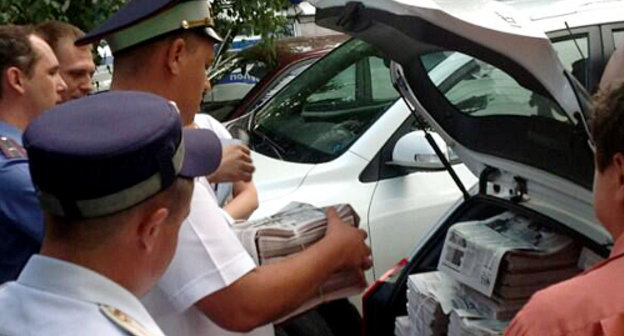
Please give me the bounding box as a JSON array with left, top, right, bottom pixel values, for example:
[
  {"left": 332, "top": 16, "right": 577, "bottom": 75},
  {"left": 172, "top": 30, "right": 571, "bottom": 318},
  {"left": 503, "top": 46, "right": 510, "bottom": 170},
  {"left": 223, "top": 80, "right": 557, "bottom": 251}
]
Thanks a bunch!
[
  {"left": 363, "top": 258, "right": 408, "bottom": 302},
  {"left": 362, "top": 258, "right": 408, "bottom": 335}
]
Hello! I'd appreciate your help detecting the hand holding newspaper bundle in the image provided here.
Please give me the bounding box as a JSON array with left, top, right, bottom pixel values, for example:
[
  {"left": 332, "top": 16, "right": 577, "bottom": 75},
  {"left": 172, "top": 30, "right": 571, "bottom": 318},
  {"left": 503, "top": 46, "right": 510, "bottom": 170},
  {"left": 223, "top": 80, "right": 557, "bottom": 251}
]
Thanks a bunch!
[{"left": 232, "top": 202, "right": 366, "bottom": 320}]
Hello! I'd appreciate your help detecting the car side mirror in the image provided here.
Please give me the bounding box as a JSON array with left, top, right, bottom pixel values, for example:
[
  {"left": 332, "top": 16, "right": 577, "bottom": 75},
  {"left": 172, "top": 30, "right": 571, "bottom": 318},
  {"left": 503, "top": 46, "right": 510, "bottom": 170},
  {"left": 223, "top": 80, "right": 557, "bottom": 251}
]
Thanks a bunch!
[{"left": 388, "top": 130, "right": 448, "bottom": 170}]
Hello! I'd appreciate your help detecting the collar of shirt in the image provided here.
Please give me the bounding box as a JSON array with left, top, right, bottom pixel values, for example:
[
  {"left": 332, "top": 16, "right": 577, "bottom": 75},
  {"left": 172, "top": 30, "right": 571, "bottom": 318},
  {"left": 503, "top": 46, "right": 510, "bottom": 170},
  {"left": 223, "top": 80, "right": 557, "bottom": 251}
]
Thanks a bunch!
[
  {"left": 17, "top": 255, "right": 164, "bottom": 335},
  {"left": 610, "top": 233, "right": 624, "bottom": 258},
  {"left": 0, "top": 121, "right": 24, "bottom": 145}
]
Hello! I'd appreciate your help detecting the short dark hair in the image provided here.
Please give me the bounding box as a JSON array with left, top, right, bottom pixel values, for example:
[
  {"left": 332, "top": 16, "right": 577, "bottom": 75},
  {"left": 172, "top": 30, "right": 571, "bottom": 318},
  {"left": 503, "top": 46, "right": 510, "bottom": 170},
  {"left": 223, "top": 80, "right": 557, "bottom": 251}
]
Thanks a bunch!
[
  {"left": 0, "top": 25, "right": 38, "bottom": 98},
  {"left": 35, "top": 20, "right": 85, "bottom": 55},
  {"left": 592, "top": 83, "right": 624, "bottom": 171}
]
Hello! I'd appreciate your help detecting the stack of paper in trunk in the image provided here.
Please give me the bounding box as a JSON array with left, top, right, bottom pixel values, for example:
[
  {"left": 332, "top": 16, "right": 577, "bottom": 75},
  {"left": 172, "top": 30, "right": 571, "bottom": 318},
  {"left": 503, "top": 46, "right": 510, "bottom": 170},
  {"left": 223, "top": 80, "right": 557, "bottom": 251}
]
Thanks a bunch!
[
  {"left": 447, "top": 311, "right": 508, "bottom": 336},
  {"left": 395, "top": 212, "right": 596, "bottom": 335},
  {"left": 232, "top": 202, "right": 365, "bottom": 320},
  {"left": 398, "top": 271, "right": 516, "bottom": 336},
  {"left": 405, "top": 272, "right": 455, "bottom": 336},
  {"left": 438, "top": 211, "right": 582, "bottom": 302},
  {"left": 395, "top": 316, "right": 412, "bottom": 336}
]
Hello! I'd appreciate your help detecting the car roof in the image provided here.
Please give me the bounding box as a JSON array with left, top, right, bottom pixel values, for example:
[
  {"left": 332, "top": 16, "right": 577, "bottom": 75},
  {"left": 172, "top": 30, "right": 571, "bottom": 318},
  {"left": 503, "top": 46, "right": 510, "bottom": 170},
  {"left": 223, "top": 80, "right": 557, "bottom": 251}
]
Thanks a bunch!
[{"left": 504, "top": 0, "right": 624, "bottom": 32}]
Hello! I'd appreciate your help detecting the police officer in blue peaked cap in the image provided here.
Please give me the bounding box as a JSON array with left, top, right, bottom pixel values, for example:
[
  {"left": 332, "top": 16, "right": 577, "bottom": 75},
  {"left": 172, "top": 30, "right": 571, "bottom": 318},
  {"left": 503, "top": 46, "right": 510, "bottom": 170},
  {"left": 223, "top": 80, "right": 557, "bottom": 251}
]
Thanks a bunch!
[{"left": 0, "top": 91, "right": 222, "bottom": 336}]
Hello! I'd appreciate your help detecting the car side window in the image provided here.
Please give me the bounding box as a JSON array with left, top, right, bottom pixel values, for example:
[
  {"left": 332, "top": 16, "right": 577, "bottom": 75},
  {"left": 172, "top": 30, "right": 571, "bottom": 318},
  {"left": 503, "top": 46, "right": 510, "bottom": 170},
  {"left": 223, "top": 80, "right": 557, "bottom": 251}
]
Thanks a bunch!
[
  {"left": 305, "top": 63, "right": 357, "bottom": 106},
  {"left": 550, "top": 35, "right": 589, "bottom": 87},
  {"left": 423, "top": 51, "right": 569, "bottom": 123},
  {"left": 371, "top": 57, "right": 398, "bottom": 101}
]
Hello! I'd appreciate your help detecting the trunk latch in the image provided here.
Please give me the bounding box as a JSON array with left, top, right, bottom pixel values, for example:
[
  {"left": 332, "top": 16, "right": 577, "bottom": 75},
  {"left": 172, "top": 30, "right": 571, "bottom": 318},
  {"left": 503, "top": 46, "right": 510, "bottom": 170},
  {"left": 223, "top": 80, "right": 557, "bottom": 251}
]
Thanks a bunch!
[
  {"left": 479, "top": 167, "right": 527, "bottom": 203},
  {"left": 510, "top": 177, "right": 528, "bottom": 203}
]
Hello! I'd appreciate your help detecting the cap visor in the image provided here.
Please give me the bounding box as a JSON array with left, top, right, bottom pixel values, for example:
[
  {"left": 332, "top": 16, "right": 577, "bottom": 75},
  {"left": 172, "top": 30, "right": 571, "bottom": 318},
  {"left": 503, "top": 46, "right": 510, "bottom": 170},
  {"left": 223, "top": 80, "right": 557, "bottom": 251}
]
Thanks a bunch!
[
  {"left": 180, "top": 128, "right": 222, "bottom": 178},
  {"left": 204, "top": 27, "right": 223, "bottom": 43}
]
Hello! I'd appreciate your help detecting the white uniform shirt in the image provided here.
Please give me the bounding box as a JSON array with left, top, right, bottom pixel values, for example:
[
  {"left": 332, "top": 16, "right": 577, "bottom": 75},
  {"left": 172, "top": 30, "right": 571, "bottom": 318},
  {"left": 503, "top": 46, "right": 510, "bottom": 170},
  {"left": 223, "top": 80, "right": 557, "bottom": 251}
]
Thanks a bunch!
[
  {"left": 141, "top": 182, "right": 274, "bottom": 336},
  {"left": 194, "top": 113, "right": 234, "bottom": 206},
  {"left": 0, "top": 255, "right": 164, "bottom": 336}
]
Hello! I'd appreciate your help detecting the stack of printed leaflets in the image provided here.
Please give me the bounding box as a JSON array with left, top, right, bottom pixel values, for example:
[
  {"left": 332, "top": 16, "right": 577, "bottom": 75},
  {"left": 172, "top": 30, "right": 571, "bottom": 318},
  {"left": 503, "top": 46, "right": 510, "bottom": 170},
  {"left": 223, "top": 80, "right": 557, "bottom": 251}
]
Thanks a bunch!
[{"left": 232, "top": 202, "right": 365, "bottom": 320}]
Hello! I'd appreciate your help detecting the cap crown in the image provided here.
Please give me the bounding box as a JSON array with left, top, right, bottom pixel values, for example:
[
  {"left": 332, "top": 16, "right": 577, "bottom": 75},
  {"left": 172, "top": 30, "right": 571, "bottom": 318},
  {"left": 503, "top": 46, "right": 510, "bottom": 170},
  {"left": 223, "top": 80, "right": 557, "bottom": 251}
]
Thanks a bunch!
[{"left": 24, "top": 91, "right": 184, "bottom": 218}]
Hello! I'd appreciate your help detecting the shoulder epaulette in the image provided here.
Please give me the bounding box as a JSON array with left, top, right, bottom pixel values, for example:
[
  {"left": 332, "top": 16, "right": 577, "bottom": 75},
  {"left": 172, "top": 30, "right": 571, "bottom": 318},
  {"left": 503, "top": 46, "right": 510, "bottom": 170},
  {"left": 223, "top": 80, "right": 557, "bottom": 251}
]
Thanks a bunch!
[
  {"left": 0, "top": 136, "right": 27, "bottom": 159},
  {"left": 99, "top": 304, "right": 156, "bottom": 336}
]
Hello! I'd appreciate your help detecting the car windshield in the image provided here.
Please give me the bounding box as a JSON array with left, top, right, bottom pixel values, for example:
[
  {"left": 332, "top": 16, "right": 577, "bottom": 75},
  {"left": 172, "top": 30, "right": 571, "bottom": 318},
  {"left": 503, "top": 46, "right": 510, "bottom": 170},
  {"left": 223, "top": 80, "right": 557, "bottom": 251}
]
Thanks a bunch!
[
  {"left": 251, "top": 39, "right": 401, "bottom": 164},
  {"left": 203, "top": 60, "right": 271, "bottom": 120}
]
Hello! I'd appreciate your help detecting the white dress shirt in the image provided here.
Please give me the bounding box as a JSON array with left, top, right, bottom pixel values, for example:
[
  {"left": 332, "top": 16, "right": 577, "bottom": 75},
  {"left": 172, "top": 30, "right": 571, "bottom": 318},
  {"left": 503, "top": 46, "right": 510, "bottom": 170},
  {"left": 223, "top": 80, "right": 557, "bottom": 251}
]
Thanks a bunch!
[
  {"left": 141, "top": 182, "right": 274, "bottom": 336},
  {"left": 0, "top": 255, "right": 164, "bottom": 336},
  {"left": 194, "top": 113, "right": 235, "bottom": 206}
]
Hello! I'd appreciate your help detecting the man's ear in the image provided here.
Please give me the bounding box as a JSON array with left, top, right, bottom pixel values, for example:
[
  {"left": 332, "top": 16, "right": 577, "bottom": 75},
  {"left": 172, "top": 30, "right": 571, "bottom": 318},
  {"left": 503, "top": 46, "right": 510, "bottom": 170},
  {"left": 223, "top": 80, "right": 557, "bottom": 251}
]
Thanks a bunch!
[
  {"left": 613, "top": 153, "right": 624, "bottom": 204},
  {"left": 165, "top": 37, "right": 187, "bottom": 76},
  {"left": 136, "top": 207, "right": 169, "bottom": 253},
  {"left": 5, "top": 67, "right": 26, "bottom": 95}
]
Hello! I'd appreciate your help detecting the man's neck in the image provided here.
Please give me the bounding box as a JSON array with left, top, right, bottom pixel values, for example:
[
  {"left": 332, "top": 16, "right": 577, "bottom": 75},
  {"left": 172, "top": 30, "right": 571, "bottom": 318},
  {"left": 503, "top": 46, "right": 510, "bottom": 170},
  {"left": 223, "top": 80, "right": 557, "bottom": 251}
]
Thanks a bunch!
[
  {"left": 111, "top": 76, "right": 194, "bottom": 126},
  {"left": 0, "top": 99, "right": 32, "bottom": 131},
  {"left": 40, "top": 241, "right": 144, "bottom": 296},
  {"left": 111, "top": 74, "right": 171, "bottom": 101}
]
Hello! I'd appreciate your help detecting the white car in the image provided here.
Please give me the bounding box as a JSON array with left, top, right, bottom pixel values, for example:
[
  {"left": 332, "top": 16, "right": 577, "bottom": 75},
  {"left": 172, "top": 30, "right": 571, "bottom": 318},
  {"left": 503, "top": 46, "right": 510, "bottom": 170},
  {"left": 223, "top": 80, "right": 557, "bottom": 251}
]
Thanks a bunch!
[
  {"left": 228, "top": 0, "right": 624, "bottom": 282},
  {"left": 309, "top": 0, "right": 611, "bottom": 333},
  {"left": 228, "top": 37, "right": 478, "bottom": 281}
]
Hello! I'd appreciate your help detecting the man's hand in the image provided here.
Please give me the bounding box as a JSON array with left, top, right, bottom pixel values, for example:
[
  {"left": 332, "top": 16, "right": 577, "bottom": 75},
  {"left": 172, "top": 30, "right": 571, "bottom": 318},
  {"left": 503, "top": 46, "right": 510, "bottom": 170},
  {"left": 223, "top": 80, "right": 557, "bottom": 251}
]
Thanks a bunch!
[
  {"left": 208, "top": 144, "right": 255, "bottom": 183},
  {"left": 195, "top": 206, "right": 372, "bottom": 332},
  {"left": 323, "top": 207, "right": 372, "bottom": 271}
]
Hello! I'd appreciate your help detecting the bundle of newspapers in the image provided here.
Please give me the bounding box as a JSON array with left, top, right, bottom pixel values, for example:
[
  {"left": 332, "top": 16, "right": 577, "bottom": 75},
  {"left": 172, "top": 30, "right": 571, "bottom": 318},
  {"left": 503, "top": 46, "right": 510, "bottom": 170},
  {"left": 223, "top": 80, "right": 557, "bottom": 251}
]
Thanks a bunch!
[
  {"left": 232, "top": 202, "right": 365, "bottom": 319},
  {"left": 437, "top": 212, "right": 582, "bottom": 300},
  {"left": 395, "top": 271, "right": 512, "bottom": 336},
  {"left": 395, "top": 211, "right": 590, "bottom": 336}
]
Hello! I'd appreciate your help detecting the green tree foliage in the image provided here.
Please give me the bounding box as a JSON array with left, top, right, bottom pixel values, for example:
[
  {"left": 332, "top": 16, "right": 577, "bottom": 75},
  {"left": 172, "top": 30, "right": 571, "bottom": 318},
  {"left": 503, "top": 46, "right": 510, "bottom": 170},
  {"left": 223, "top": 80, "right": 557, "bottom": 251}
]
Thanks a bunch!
[
  {"left": 0, "top": 0, "right": 126, "bottom": 31},
  {"left": 0, "top": 0, "right": 295, "bottom": 79},
  {"left": 0, "top": 0, "right": 292, "bottom": 41},
  {"left": 211, "top": 0, "right": 291, "bottom": 72}
]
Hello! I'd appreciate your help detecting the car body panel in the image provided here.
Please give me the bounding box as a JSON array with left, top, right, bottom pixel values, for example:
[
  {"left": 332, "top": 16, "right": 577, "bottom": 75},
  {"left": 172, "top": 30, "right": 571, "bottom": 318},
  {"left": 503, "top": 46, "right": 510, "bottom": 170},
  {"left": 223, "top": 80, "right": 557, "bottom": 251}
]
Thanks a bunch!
[
  {"left": 251, "top": 151, "right": 316, "bottom": 202},
  {"left": 367, "top": 163, "right": 476, "bottom": 276}
]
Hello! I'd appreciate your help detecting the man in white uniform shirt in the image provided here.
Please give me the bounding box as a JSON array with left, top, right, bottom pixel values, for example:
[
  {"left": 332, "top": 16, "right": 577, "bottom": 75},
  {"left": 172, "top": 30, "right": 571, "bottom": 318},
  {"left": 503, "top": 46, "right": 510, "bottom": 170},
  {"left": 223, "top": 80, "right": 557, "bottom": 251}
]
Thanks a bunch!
[
  {"left": 0, "top": 91, "right": 221, "bottom": 336},
  {"left": 77, "top": 0, "right": 373, "bottom": 335},
  {"left": 194, "top": 113, "right": 259, "bottom": 220}
]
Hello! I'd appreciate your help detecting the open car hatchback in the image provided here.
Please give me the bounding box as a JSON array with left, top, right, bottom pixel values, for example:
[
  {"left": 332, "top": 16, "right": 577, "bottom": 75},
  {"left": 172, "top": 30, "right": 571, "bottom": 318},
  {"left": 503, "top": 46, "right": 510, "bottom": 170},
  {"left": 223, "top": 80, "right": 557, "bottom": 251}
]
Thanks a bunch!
[{"left": 313, "top": 0, "right": 613, "bottom": 334}]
